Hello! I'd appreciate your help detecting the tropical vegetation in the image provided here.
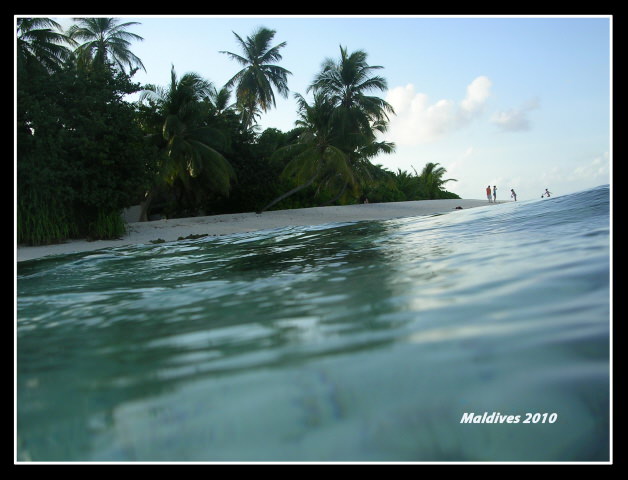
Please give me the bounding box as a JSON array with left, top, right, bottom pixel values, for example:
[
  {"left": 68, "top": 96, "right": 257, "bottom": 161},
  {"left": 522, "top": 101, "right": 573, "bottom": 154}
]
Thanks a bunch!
[
  {"left": 66, "top": 17, "right": 146, "bottom": 74},
  {"left": 220, "top": 27, "right": 291, "bottom": 131},
  {"left": 138, "top": 65, "right": 236, "bottom": 220},
  {"left": 16, "top": 17, "right": 459, "bottom": 246}
]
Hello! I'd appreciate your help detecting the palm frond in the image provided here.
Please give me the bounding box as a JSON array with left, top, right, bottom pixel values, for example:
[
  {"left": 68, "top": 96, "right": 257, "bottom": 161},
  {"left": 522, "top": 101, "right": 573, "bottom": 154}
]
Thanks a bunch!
[
  {"left": 67, "top": 17, "right": 145, "bottom": 73},
  {"left": 17, "top": 17, "right": 74, "bottom": 74}
]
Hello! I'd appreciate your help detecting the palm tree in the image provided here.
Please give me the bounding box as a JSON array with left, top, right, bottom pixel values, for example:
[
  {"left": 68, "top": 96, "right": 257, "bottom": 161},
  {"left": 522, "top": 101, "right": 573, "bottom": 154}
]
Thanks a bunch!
[
  {"left": 258, "top": 92, "right": 353, "bottom": 213},
  {"left": 392, "top": 169, "right": 420, "bottom": 199},
  {"left": 304, "top": 46, "right": 396, "bottom": 203},
  {"left": 17, "top": 17, "right": 75, "bottom": 76},
  {"left": 344, "top": 139, "right": 395, "bottom": 200},
  {"left": 416, "top": 162, "right": 457, "bottom": 199},
  {"left": 220, "top": 27, "right": 292, "bottom": 129},
  {"left": 209, "top": 85, "right": 235, "bottom": 114},
  {"left": 139, "top": 66, "right": 235, "bottom": 220},
  {"left": 308, "top": 45, "right": 395, "bottom": 152},
  {"left": 314, "top": 135, "right": 395, "bottom": 206},
  {"left": 67, "top": 17, "right": 145, "bottom": 73}
]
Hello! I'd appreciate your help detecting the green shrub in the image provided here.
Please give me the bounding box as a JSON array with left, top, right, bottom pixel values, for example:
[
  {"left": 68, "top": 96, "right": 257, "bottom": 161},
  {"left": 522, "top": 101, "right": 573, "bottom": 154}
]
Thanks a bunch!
[
  {"left": 87, "top": 210, "right": 126, "bottom": 241},
  {"left": 17, "top": 192, "right": 76, "bottom": 246}
]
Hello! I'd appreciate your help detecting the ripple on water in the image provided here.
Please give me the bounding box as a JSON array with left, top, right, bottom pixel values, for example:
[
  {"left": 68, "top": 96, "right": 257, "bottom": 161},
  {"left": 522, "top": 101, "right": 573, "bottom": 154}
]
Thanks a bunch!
[{"left": 17, "top": 186, "right": 610, "bottom": 461}]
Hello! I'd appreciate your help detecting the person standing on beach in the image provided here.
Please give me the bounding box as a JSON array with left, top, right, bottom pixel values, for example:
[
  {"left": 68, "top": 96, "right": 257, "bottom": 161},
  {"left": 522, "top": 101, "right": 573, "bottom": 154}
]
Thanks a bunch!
[
  {"left": 510, "top": 189, "right": 517, "bottom": 201},
  {"left": 486, "top": 185, "right": 492, "bottom": 203},
  {"left": 493, "top": 185, "right": 497, "bottom": 203}
]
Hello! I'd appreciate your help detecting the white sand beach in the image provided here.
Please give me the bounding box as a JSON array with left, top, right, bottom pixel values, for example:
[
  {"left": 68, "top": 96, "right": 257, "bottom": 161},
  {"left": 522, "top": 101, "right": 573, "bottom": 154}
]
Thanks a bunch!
[{"left": 16, "top": 198, "right": 502, "bottom": 262}]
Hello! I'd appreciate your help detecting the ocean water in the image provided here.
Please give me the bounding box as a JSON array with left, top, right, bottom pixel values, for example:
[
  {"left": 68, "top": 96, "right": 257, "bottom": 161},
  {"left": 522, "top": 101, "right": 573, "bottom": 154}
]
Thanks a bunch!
[{"left": 16, "top": 185, "right": 611, "bottom": 462}]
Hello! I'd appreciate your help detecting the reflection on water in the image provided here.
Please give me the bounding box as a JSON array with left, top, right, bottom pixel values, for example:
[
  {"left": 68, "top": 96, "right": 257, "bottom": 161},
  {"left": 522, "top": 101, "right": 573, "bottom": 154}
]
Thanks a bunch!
[{"left": 17, "top": 186, "right": 610, "bottom": 461}]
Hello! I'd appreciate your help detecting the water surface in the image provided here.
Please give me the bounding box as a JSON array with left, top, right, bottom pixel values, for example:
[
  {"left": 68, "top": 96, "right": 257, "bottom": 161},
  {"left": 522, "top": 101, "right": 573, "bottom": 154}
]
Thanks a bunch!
[{"left": 17, "top": 186, "right": 611, "bottom": 462}]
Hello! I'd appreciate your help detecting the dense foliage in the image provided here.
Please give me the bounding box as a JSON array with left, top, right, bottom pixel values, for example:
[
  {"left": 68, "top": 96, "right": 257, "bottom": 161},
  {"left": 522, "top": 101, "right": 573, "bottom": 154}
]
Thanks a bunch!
[
  {"left": 17, "top": 61, "right": 155, "bottom": 244},
  {"left": 16, "top": 17, "right": 460, "bottom": 246}
]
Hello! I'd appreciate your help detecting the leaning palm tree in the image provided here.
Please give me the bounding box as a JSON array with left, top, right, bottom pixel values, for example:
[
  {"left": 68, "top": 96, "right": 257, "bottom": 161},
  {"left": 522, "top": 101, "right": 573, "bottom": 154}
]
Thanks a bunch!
[
  {"left": 138, "top": 66, "right": 235, "bottom": 220},
  {"left": 67, "top": 17, "right": 145, "bottom": 73},
  {"left": 258, "top": 92, "right": 353, "bottom": 213},
  {"left": 220, "top": 27, "right": 292, "bottom": 130},
  {"left": 17, "top": 17, "right": 75, "bottom": 76}
]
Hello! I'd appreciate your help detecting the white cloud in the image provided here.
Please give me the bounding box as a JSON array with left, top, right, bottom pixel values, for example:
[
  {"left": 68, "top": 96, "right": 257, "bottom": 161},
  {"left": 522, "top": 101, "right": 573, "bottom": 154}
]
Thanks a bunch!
[
  {"left": 532, "top": 152, "right": 610, "bottom": 196},
  {"left": 384, "top": 76, "right": 492, "bottom": 145},
  {"left": 568, "top": 152, "right": 610, "bottom": 182},
  {"left": 491, "top": 97, "right": 540, "bottom": 132},
  {"left": 460, "top": 76, "right": 492, "bottom": 119}
]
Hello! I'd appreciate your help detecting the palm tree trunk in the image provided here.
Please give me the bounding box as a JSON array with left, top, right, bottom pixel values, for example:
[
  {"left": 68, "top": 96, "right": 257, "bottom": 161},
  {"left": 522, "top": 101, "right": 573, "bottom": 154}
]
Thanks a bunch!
[{"left": 257, "top": 173, "right": 318, "bottom": 214}]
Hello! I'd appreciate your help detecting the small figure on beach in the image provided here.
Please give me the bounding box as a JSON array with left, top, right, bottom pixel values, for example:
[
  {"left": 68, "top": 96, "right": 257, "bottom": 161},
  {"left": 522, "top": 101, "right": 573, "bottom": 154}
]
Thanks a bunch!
[
  {"left": 363, "top": 197, "right": 369, "bottom": 204},
  {"left": 493, "top": 185, "right": 497, "bottom": 203},
  {"left": 510, "top": 189, "right": 517, "bottom": 201},
  {"left": 486, "top": 185, "right": 492, "bottom": 203},
  {"left": 543, "top": 188, "right": 552, "bottom": 198}
]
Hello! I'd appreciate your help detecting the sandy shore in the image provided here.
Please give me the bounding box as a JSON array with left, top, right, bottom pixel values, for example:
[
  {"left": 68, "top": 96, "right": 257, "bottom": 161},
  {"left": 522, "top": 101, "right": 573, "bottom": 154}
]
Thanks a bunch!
[{"left": 16, "top": 198, "right": 501, "bottom": 262}]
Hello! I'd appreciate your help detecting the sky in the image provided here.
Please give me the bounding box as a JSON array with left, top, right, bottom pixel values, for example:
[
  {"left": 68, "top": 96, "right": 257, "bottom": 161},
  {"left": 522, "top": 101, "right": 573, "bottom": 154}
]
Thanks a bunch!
[{"left": 51, "top": 15, "right": 612, "bottom": 200}]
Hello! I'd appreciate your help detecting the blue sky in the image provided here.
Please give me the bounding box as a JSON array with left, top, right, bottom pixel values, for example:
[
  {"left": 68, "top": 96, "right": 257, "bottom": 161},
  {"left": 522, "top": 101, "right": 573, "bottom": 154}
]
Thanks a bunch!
[{"left": 54, "top": 15, "right": 612, "bottom": 200}]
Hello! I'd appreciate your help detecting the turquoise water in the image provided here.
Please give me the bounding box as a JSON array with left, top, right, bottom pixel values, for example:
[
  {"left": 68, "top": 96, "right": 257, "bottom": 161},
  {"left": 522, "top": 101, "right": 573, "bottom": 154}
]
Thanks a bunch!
[{"left": 16, "top": 185, "right": 611, "bottom": 462}]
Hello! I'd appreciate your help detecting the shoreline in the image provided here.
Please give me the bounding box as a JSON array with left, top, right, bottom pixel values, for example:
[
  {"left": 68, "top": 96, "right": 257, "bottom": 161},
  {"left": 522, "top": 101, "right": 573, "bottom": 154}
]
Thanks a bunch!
[{"left": 16, "top": 198, "right": 503, "bottom": 262}]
